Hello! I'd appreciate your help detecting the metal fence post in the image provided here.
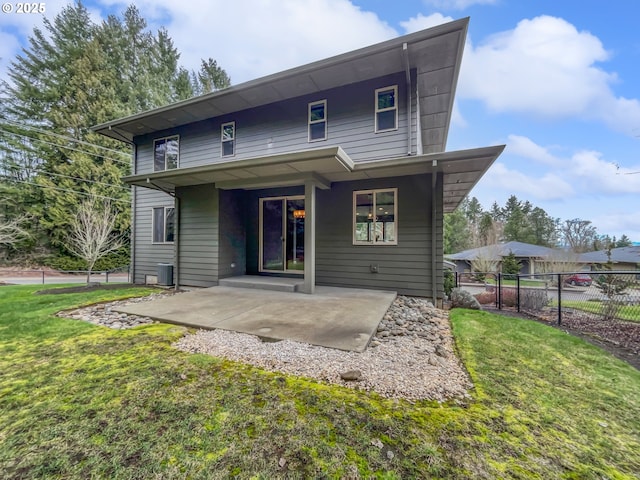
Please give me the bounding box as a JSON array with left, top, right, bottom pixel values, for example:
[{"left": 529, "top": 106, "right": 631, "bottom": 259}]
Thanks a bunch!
[
  {"left": 498, "top": 273, "right": 502, "bottom": 310},
  {"left": 41, "top": 270, "right": 45, "bottom": 284},
  {"left": 517, "top": 275, "right": 521, "bottom": 313},
  {"left": 557, "top": 273, "right": 562, "bottom": 326},
  {"left": 106, "top": 270, "right": 109, "bottom": 283}
]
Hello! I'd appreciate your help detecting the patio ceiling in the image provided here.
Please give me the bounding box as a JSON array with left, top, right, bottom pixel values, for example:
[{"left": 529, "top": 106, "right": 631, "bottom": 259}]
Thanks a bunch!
[{"left": 122, "top": 144, "right": 505, "bottom": 212}]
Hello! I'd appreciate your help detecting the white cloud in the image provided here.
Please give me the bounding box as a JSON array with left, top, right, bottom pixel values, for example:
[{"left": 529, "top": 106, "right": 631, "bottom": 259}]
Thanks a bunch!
[
  {"left": 97, "top": 0, "right": 397, "bottom": 83},
  {"left": 506, "top": 134, "right": 560, "bottom": 166},
  {"left": 400, "top": 13, "right": 453, "bottom": 34},
  {"left": 592, "top": 211, "right": 640, "bottom": 241},
  {"left": 422, "top": 0, "right": 498, "bottom": 10},
  {"left": 451, "top": 101, "right": 467, "bottom": 127},
  {"left": 570, "top": 150, "right": 640, "bottom": 194},
  {"left": 479, "top": 162, "right": 574, "bottom": 200},
  {"left": 459, "top": 15, "right": 640, "bottom": 136}
]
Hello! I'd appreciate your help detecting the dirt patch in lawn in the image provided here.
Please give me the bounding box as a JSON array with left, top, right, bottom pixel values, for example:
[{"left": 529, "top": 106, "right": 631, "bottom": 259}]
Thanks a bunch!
[
  {"left": 35, "top": 284, "right": 162, "bottom": 295},
  {"left": 484, "top": 306, "right": 640, "bottom": 371}
]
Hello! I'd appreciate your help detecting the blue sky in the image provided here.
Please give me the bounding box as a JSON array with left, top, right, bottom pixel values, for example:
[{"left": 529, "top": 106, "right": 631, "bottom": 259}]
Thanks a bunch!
[{"left": 1, "top": 0, "right": 639, "bottom": 241}]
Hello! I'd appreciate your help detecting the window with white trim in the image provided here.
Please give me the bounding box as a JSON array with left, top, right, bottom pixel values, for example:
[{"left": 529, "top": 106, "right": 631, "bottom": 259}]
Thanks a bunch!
[
  {"left": 153, "top": 136, "right": 179, "bottom": 171},
  {"left": 152, "top": 207, "right": 175, "bottom": 243},
  {"left": 375, "top": 86, "right": 398, "bottom": 132},
  {"left": 221, "top": 121, "right": 235, "bottom": 156},
  {"left": 308, "top": 100, "right": 327, "bottom": 141},
  {"left": 353, "top": 188, "right": 397, "bottom": 245}
]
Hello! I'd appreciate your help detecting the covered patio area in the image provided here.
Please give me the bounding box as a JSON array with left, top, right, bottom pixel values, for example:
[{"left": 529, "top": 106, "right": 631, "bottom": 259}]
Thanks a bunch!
[{"left": 114, "top": 285, "right": 397, "bottom": 352}]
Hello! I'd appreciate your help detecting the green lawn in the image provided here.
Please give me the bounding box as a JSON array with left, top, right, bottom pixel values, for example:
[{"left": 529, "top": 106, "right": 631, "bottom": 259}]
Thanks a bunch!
[
  {"left": 0, "top": 285, "right": 639, "bottom": 478},
  {"left": 559, "top": 299, "right": 640, "bottom": 322},
  {"left": 483, "top": 278, "right": 547, "bottom": 287}
]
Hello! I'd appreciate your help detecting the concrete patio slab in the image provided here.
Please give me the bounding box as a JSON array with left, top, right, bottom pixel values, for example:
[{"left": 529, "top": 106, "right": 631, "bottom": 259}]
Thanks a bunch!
[{"left": 115, "top": 286, "right": 396, "bottom": 352}]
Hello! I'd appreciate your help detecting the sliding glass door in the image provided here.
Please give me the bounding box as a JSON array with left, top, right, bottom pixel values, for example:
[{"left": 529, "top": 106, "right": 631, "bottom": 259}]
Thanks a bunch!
[{"left": 259, "top": 196, "right": 304, "bottom": 273}]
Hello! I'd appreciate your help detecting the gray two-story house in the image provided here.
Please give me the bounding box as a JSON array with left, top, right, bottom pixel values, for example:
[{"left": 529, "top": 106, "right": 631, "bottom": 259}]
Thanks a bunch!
[{"left": 93, "top": 17, "right": 504, "bottom": 303}]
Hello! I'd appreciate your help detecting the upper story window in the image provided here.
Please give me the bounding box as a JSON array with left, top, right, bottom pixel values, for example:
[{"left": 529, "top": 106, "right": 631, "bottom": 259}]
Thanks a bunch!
[
  {"left": 152, "top": 206, "right": 175, "bottom": 243},
  {"left": 221, "top": 121, "right": 235, "bottom": 157},
  {"left": 375, "top": 86, "right": 398, "bottom": 132},
  {"left": 153, "top": 135, "right": 179, "bottom": 172},
  {"left": 308, "top": 100, "right": 327, "bottom": 142},
  {"left": 353, "top": 188, "right": 397, "bottom": 245}
]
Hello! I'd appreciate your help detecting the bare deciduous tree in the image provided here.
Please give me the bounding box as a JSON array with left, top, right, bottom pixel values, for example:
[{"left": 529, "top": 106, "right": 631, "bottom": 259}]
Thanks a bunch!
[
  {"left": 0, "top": 215, "right": 30, "bottom": 246},
  {"left": 534, "top": 250, "right": 580, "bottom": 287},
  {"left": 470, "top": 244, "right": 501, "bottom": 281},
  {"left": 64, "top": 198, "right": 124, "bottom": 283},
  {"left": 562, "top": 219, "right": 598, "bottom": 253}
]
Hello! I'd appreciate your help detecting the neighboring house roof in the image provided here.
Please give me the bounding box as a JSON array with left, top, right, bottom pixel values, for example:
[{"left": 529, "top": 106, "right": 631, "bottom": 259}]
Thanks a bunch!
[
  {"left": 579, "top": 246, "right": 640, "bottom": 264},
  {"left": 445, "top": 241, "right": 561, "bottom": 261}
]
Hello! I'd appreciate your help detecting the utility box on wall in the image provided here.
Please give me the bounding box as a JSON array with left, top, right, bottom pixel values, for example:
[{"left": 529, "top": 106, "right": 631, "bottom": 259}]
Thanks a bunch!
[{"left": 157, "top": 263, "right": 174, "bottom": 286}]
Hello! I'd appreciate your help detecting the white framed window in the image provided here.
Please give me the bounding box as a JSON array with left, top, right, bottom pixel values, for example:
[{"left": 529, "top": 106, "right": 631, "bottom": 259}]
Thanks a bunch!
[
  {"left": 153, "top": 135, "right": 179, "bottom": 172},
  {"left": 152, "top": 207, "right": 175, "bottom": 243},
  {"left": 308, "top": 100, "right": 327, "bottom": 142},
  {"left": 374, "top": 85, "right": 398, "bottom": 132},
  {"left": 353, "top": 188, "right": 397, "bottom": 245},
  {"left": 221, "top": 121, "right": 235, "bottom": 157}
]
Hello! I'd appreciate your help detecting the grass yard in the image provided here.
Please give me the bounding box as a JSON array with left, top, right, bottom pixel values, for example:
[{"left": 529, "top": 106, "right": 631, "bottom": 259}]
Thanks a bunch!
[
  {"left": 483, "top": 278, "right": 547, "bottom": 287},
  {"left": 0, "top": 285, "right": 639, "bottom": 478},
  {"left": 559, "top": 299, "right": 640, "bottom": 323}
]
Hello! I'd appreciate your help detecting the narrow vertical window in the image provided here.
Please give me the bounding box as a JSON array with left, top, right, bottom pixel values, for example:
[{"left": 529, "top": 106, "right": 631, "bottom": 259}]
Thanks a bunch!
[
  {"left": 221, "top": 121, "right": 235, "bottom": 157},
  {"left": 152, "top": 207, "right": 175, "bottom": 243},
  {"left": 375, "top": 86, "right": 398, "bottom": 132},
  {"left": 353, "top": 188, "right": 397, "bottom": 245},
  {"left": 308, "top": 100, "right": 327, "bottom": 141},
  {"left": 153, "top": 136, "right": 179, "bottom": 171}
]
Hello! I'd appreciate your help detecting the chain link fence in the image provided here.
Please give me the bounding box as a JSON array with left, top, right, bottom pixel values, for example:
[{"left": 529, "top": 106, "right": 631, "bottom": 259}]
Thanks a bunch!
[
  {"left": 455, "top": 271, "right": 640, "bottom": 325},
  {"left": 0, "top": 266, "right": 130, "bottom": 285}
]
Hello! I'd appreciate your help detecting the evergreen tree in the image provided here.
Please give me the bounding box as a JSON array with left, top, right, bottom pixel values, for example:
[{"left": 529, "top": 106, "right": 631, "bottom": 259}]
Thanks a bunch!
[
  {"left": 197, "top": 58, "right": 231, "bottom": 95},
  {"left": 0, "top": 1, "right": 230, "bottom": 265},
  {"left": 444, "top": 209, "right": 471, "bottom": 254},
  {"left": 616, "top": 234, "right": 632, "bottom": 248},
  {"left": 501, "top": 250, "right": 521, "bottom": 278}
]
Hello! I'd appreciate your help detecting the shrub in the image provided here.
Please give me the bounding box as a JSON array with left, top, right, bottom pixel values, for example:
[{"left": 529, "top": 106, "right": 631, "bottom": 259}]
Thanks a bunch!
[
  {"left": 500, "top": 288, "right": 517, "bottom": 308},
  {"left": 520, "top": 288, "right": 549, "bottom": 312},
  {"left": 474, "top": 291, "right": 496, "bottom": 305},
  {"left": 44, "top": 250, "right": 129, "bottom": 272},
  {"left": 444, "top": 270, "right": 456, "bottom": 297},
  {"left": 450, "top": 288, "right": 481, "bottom": 310}
]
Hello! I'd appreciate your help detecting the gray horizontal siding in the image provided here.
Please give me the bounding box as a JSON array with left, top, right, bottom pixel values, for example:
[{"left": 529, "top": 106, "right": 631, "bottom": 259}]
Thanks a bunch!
[
  {"left": 133, "top": 187, "right": 175, "bottom": 284},
  {"left": 315, "top": 174, "right": 442, "bottom": 298},
  {"left": 176, "top": 184, "right": 219, "bottom": 287},
  {"left": 134, "top": 72, "right": 417, "bottom": 173}
]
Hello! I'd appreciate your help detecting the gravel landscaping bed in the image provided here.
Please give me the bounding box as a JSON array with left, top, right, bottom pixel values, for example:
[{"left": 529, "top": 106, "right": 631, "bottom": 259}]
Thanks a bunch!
[{"left": 60, "top": 294, "right": 473, "bottom": 402}]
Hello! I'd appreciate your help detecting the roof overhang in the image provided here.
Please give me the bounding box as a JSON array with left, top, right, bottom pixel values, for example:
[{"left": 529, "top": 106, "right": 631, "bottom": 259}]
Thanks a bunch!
[
  {"left": 92, "top": 17, "right": 469, "bottom": 154},
  {"left": 123, "top": 144, "right": 504, "bottom": 212}
]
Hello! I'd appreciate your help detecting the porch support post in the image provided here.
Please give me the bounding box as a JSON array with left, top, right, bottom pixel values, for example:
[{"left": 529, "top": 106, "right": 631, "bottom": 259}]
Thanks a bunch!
[{"left": 303, "top": 179, "right": 316, "bottom": 294}]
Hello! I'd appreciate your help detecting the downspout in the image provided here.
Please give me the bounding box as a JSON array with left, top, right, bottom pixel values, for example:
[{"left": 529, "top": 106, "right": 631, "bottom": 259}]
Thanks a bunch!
[
  {"left": 402, "top": 43, "right": 412, "bottom": 155},
  {"left": 130, "top": 144, "right": 137, "bottom": 284},
  {"left": 432, "top": 161, "right": 438, "bottom": 304},
  {"left": 174, "top": 195, "right": 180, "bottom": 291}
]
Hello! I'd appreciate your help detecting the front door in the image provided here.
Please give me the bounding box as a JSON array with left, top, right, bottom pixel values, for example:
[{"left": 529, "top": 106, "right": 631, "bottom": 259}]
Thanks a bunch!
[{"left": 259, "top": 196, "right": 304, "bottom": 273}]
